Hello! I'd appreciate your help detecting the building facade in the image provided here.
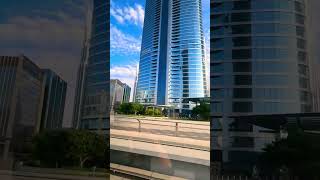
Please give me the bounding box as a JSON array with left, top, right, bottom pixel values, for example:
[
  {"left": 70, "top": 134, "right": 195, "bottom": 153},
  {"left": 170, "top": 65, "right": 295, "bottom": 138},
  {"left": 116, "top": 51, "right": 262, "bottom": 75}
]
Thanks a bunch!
[
  {"left": 211, "top": 0, "right": 310, "bottom": 173},
  {"left": 135, "top": 0, "right": 208, "bottom": 112},
  {"left": 308, "top": 0, "right": 320, "bottom": 113},
  {"left": 110, "top": 79, "right": 131, "bottom": 111},
  {"left": 73, "top": 0, "right": 109, "bottom": 130},
  {"left": 39, "top": 69, "right": 67, "bottom": 130},
  {"left": 122, "top": 83, "right": 131, "bottom": 103},
  {"left": 0, "top": 56, "right": 43, "bottom": 160}
]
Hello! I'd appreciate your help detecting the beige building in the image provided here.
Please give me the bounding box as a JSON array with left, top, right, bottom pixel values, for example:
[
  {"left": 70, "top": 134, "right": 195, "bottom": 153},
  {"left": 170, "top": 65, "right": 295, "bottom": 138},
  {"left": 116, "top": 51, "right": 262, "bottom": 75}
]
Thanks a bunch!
[{"left": 0, "top": 56, "right": 43, "bottom": 168}]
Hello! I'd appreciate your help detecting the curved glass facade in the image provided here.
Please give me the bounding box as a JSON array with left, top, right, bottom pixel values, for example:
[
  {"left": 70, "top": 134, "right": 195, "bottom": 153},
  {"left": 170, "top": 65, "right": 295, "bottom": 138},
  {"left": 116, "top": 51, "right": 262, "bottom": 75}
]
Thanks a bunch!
[
  {"left": 212, "top": 0, "right": 310, "bottom": 117},
  {"left": 211, "top": 0, "right": 311, "bottom": 172},
  {"left": 135, "top": 0, "right": 163, "bottom": 105},
  {"left": 136, "top": 0, "right": 208, "bottom": 111},
  {"left": 73, "top": 0, "right": 109, "bottom": 130},
  {"left": 168, "top": 0, "right": 208, "bottom": 111}
]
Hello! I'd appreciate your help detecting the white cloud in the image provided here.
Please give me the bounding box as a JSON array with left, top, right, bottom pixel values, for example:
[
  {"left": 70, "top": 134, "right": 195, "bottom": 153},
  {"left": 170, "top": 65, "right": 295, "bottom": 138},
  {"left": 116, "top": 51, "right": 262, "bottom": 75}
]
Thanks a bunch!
[
  {"left": 110, "top": 25, "right": 141, "bottom": 54},
  {"left": 111, "top": 3, "right": 145, "bottom": 27},
  {"left": 111, "top": 63, "right": 139, "bottom": 102}
]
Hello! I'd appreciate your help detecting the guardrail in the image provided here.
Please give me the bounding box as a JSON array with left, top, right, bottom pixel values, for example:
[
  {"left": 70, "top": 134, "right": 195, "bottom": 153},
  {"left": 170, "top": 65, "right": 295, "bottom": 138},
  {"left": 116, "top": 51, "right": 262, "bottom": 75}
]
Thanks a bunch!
[
  {"left": 110, "top": 135, "right": 210, "bottom": 151},
  {"left": 111, "top": 117, "right": 210, "bottom": 136}
]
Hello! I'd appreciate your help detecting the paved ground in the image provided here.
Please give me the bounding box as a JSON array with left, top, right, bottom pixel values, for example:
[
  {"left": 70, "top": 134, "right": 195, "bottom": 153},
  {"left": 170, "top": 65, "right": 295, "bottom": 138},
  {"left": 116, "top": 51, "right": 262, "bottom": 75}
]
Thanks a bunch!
[{"left": 111, "top": 115, "right": 210, "bottom": 140}]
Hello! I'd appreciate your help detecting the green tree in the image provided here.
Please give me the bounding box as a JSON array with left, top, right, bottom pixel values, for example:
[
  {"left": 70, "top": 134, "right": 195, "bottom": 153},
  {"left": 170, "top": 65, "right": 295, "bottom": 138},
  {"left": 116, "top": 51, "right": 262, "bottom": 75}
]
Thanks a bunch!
[
  {"left": 67, "top": 130, "right": 107, "bottom": 169},
  {"left": 192, "top": 103, "right": 210, "bottom": 120},
  {"left": 132, "top": 103, "right": 144, "bottom": 115},
  {"left": 145, "top": 108, "right": 161, "bottom": 116},
  {"left": 32, "top": 129, "right": 108, "bottom": 169},
  {"left": 118, "top": 102, "right": 144, "bottom": 115},
  {"left": 259, "top": 129, "right": 320, "bottom": 176},
  {"left": 32, "top": 130, "right": 69, "bottom": 168},
  {"left": 118, "top": 102, "right": 131, "bottom": 114}
]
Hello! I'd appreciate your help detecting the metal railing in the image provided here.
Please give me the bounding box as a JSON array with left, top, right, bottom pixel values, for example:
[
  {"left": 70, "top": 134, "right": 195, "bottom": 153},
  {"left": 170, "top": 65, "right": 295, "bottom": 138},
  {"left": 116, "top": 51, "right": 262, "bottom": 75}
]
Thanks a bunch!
[{"left": 111, "top": 117, "right": 210, "bottom": 136}]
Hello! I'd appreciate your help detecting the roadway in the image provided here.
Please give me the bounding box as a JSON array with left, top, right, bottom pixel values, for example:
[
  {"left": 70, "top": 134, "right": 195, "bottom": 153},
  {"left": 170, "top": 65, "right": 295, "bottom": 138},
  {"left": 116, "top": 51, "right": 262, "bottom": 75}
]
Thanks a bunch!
[{"left": 110, "top": 115, "right": 210, "bottom": 179}]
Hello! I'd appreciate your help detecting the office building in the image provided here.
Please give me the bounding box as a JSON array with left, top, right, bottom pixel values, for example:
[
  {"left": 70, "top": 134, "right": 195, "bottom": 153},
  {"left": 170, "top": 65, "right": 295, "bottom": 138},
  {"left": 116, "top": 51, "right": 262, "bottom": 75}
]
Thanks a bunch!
[
  {"left": 73, "top": 0, "right": 109, "bottom": 130},
  {"left": 135, "top": 0, "right": 208, "bottom": 112},
  {"left": 38, "top": 69, "right": 67, "bottom": 130},
  {"left": 122, "top": 83, "right": 131, "bottom": 103},
  {"left": 308, "top": 0, "right": 320, "bottom": 112},
  {"left": 211, "top": 0, "right": 310, "bottom": 173},
  {"left": 0, "top": 55, "right": 43, "bottom": 161},
  {"left": 110, "top": 79, "right": 131, "bottom": 111}
]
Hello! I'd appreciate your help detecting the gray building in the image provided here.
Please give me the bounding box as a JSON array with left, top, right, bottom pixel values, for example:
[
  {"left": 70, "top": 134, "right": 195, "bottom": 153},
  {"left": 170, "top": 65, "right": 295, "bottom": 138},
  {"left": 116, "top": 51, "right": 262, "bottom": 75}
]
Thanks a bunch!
[
  {"left": 110, "top": 79, "right": 131, "bottom": 111},
  {"left": 0, "top": 55, "right": 43, "bottom": 162},
  {"left": 135, "top": 0, "right": 208, "bottom": 113},
  {"left": 211, "top": 0, "right": 310, "bottom": 174},
  {"left": 38, "top": 69, "right": 67, "bottom": 130},
  {"left": 308, "top": 0, "right": 320, "bottom": 113}
]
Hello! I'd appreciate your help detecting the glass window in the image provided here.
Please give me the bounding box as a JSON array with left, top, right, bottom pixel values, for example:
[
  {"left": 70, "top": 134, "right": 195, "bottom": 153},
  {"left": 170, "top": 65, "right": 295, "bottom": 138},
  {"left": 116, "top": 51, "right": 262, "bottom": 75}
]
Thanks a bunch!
[
  {"left": 212, "top": 50, "right": 224, "bottom": 61},
  {"left": 232, "top": 24, "right": 251, "bottom": 34},
  {"left": 295, "top": 1, "right": 305, "bottom": 13},
  {"left": 233, "top": 88, "right": 252, "bottom": 98},
  {"left": 233, "top": 37, "right": 251, "bottom": 47},
  {"left": 231, "top": 12, "right": 251, "bottom": 22},
  {"left": 234, "top": 75, "right": 252, "bottom": 85},
  {"left": 233, "top": 62, "right": 252, "bottom": 72},
  {"left": 229, "top": 118, "right": 253, "bottom": 132},
  {"left": 296, "top": 14, "right": 305, "bottom": 24},
  {"left": 212, "top": 76, "right": 224, "bottom": 86},
  {"left": 212, "top": 26, "right": 224, "bottom": 36},
  {"left": 212, "top": 63, "right": 224, "bottom": 73},
  {"left": 233, "top": 102, "right": 252, "bottom": 112},
  {"left": 212, "top": 102, "right": 223, "bottom": 113},
  {"left": 212, "top": 89, "right": 224, "bottom": 99},
  {"left": 297, "top": 38, "right": 306, "bottom": 49},
  {"left": 299, "top": 77, "right": 308, "bottom": 88},
  {"left": 232, "top": 1, "right": 251, "bottom": 10},
  {"left": 212, "top": 2, "right": 224, "bottom": 13},
  {"left": 300, "top": 91, "right": 309, "bottom": 102},
  {"left": 298, "top": 51, "right": 306, "bottom": 63},
  {"left": 254, "top": 75, "right": 288, "bottom": 86},
  {"left": 212, "top": 14, "right": 229, "bottom": 24},
  {"left": 232, "top": 49, "right": 252, "bottom": 59},
  {"left": 298, "top": 64, "right": 307, "bottom": 75},
  {"left": 212, "top": 38, "right": 224, "bottom": 48},
  {"left": 296, "top": 26, "right": 305, "bottom": 37}
]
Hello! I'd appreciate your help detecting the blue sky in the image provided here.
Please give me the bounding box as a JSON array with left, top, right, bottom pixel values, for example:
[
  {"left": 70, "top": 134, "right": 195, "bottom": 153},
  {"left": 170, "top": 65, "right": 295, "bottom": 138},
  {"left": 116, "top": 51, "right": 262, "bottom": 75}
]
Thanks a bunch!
[{"left": 110, "top": 0, "right": 211, "bottom": 99}]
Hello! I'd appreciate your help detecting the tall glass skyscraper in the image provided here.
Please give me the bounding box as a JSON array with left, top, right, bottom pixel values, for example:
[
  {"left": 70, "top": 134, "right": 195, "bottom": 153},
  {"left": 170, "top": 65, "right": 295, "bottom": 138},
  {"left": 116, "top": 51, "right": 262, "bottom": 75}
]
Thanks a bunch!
[
  {"left": 211, "top": 0, "right": 311, "bottom": 173},
  {"left": 135, "top": 0, "right": 208, "bottom": 112},
  {"left": 73, "top": 0, "right": 109, "bottom": 130}
]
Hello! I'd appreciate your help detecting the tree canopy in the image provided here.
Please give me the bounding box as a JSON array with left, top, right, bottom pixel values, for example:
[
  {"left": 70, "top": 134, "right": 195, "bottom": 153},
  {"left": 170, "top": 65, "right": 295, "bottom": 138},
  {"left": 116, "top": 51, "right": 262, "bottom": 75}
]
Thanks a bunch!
[
  {"left": 118, "top": 102, "right": 144, "bottom": 115},
  {"left": 192, "top": 103, "right": 210, "bottom": 120},
  {"left": 32, "top": 129, "right": 108, "bottom": 168},
  {"left": 259, "top": 129, "right": 320, "bottom": 176}
]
